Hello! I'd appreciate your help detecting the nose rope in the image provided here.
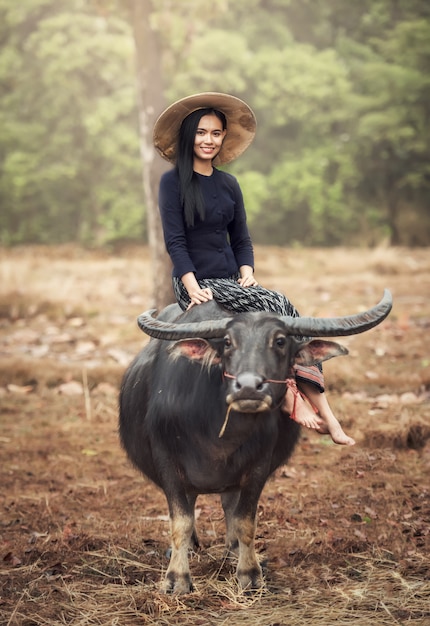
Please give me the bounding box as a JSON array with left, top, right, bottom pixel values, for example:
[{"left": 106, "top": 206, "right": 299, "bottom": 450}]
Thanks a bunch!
[
  {"left": 222, "top": 372, "right": 318, "bottom": 422},
  {"left": 218, "top": 404, "right": 233, "bottom": 439},
  {"left": 223, "top": 371, "right": 290, "bottom": 385}
]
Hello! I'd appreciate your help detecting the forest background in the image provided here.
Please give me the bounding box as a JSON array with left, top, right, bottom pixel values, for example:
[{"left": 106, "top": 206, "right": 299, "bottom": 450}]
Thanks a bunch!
[{"left": 1, "top": 0, "right": 429, "bottom": 251}]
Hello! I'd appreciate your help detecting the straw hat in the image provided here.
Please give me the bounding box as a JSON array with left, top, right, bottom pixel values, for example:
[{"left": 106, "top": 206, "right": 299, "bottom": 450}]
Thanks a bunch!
[{"left": 153, "top": 92, "right": 257, "bottom": 166}]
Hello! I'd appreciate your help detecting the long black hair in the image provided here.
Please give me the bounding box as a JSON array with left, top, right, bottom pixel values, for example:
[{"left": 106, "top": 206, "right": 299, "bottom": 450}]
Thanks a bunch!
[{"left": 175, "top": 108, "right": 227, "bottom": 227}]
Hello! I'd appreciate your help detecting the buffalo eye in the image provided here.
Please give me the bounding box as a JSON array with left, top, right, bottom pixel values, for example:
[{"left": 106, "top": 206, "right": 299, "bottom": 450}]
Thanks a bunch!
[
  {"left": 224, "top": 335, "right": 232, "bottom": 348},
  {"left": 275, "top": 335, "right": 287, "bottom": 348}
]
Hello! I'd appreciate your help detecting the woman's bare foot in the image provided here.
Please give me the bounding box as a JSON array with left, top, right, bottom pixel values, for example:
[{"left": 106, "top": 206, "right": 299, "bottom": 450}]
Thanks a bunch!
[
  {"left": 282, "top": 382, "right": 323, "bottom": 430},
  {"left": 284, "top": 379, "right": 356, "bottom": 446},
  {"left": 315, "top": 418, "right": 356, "bottom": 446}
]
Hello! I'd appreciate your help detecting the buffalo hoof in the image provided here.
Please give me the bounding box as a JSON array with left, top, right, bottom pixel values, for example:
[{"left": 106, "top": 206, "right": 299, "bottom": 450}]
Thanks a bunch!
[
  {"left": 224, "top": 539, "right": 239, "bottom": 559},
  {"left": 163, "top": 571, "right": 193, "bottom": 595},
  {"left": 237, "top": 566, "right": 264, "bottom": 592}
]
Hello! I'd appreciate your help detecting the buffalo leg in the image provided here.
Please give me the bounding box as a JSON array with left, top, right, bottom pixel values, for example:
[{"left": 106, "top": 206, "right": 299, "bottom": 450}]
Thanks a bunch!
[
  {"left": 234, "top": 513, "right": 262, "bottom": 590},
  {"left": 163, "top": 496, "right": 196, "bottom": 594},
  {"left": 229, "top": 487, "right": 265, "bottom": 590},
  {"left": 221, "top": 491, "right": 240, "bottom": 554},
  {"left": 187, "top": 493, "right": 200, "bottom": 550},
  {"left": 222, "top": 491, "right": 263, "bottom": 589}
]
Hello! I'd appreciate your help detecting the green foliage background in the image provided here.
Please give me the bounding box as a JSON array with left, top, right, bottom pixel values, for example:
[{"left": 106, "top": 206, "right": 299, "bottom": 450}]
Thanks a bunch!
[{"left": 1, "top": 0, "right": 429, "bottom": 246}]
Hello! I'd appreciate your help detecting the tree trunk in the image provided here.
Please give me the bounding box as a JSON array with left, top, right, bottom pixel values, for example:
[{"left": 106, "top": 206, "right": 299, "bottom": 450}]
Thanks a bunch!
[
  {"left": 385, "top": 179, "right": 401, "bottom": 246},
  {"left": 130, "top": 0, "right": 173, "bottom": 310}
]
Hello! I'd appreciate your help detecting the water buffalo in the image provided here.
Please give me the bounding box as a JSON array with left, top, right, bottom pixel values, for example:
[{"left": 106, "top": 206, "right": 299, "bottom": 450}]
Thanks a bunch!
[{"left": 119, "top": 290, "right": 392, "bottom": 594}]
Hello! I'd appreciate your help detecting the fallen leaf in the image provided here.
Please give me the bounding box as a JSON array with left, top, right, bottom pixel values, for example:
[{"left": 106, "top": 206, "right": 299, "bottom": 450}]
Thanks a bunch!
[
  {"left": 342, "top": 391, "right": 368, "bottom": 402},
  {"left": 68, "top": 317, "right": 85, "bottom": 327},
  {"left": 364, "top": 506, "right": 377, "bottom": 519},
  {"left": 56, "top": 381, "right": 83, "bottom": 395},
  {"left": 75, "top": 340, "right": 97, "bottom": 355},
  {"left": 397, "top": 313, "right": 410, "bottom": 331},
  {"left": 30, "top": 345, "right": 49, "bottom": 358},
  {"left": 44, "top": 562, "right": 66, "bottom": 577},
  {"left": 29, "top": 532, "right": 49, "bottom": 544},
  {"left": 374, "top": 347, "right": 387, "bottom": 357},
  {"left": 93, "top": 382, "right": 118, "bottom": 396},
  {"left": 375, "top": 394, "right": 399, "bottom": 405},
  {"left": 353, "top": 529, "right": 367, "bottom": 541},
  {"left": 44, "top": 332, "right": 73, "bottom": 344},
  {"left": 81, "top": 448, "right": 98, "bottom": 456},
  {"left": 365, "top": 371, "right": 379, "bottom": 380},
  {"left": 107, "top": 348, "right": 132, "bottom": 366},
  {"left": 7, "top": 384, "right": 34, "bottom": 394},
  {"left": 400, "top": 392, "right": 420, "bottom": 405},
  {"left": 62, "top": 525, "right": 77, "bottom": 541},
  {"left": 3, "top": 552, "right": 22, "bottom": 567}
]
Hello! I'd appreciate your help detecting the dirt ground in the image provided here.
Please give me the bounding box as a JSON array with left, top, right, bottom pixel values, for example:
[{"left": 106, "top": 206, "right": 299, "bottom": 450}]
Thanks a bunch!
[{"left": 0, "top": 245, "right": 429, "bottom": 626}]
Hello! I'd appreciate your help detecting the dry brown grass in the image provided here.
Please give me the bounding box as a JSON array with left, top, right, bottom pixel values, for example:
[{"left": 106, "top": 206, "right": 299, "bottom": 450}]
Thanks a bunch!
[{"left": 1, "top": 245, "right": 429, "bottom": 625}]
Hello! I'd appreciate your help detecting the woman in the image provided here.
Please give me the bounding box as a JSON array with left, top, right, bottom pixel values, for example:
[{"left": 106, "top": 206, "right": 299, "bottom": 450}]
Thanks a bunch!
[{"left": 153, "top": 92, "right": 354, "bottom": 446}]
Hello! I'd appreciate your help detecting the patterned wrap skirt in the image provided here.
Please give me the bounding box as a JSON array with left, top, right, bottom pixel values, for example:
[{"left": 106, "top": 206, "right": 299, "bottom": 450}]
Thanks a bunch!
[{"left": 172, "top": 274, "right": 324, "bottom": 392}]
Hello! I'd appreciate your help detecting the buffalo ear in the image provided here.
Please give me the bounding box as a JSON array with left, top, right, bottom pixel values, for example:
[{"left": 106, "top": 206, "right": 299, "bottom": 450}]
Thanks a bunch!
[
  {"left": 294, "top": 339, "right": 348, "bottom": 366},
  {"left": 168, "top": 338, "right": 221, "bottom": 365}
]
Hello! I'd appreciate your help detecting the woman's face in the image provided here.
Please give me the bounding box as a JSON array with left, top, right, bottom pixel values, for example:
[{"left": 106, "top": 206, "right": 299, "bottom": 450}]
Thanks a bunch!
[{"left": 193, "top": 114, "right": 226, "bottom": 164}]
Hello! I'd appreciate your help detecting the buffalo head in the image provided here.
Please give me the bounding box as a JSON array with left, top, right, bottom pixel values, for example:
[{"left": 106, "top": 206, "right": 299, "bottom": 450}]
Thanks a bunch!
[{"left": 137, "top": 290, "right": 392, "bottom": 417}]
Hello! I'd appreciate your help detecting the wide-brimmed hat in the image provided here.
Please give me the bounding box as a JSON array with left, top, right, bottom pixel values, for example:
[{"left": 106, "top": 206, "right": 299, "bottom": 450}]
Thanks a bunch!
[{"left": 153, "top": 92, "right": 256, "bottom": 165}]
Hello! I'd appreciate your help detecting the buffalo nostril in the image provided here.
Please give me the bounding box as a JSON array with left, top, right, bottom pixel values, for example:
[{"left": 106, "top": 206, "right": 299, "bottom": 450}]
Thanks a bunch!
[{"left": 235, "top": 373, "right": 264, "bottom": 391}]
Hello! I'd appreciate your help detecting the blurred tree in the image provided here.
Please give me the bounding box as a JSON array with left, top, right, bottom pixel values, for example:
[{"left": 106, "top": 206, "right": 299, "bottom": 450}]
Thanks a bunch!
[
  {"left": 245, "top": 43, "right": 360, "bottom": 245},
  {"left": 349, "top": 17, "right": 430, "bottom": 244},
  {"left": 0, "top": 0, "right": 143, "bottom": 245},
  {"left": 276, "top": 0, "right": 430, "bottom": 244},
  {"left": 0, "top": 0, "right": 428, "bottom": 248},
  {"left": 128, "top": 0, "right": 172, "bottom": 308}
]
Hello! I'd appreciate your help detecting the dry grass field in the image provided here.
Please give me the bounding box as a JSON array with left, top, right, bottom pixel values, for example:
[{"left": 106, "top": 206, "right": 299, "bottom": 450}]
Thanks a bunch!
[{"left": 0, "top": 244, "right": 429, "bottom": 625}]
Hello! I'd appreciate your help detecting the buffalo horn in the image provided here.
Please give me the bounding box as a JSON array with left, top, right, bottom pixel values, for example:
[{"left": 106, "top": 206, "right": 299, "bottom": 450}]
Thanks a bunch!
[
  {"left": 137, "top": 290, "right": 392, "bottom": 340},
  {"left": 280, "top": 289, "right": 393, "bottom": 337},
  {"left": 137, "top": 310, "right": 230, "bottom": 340}
]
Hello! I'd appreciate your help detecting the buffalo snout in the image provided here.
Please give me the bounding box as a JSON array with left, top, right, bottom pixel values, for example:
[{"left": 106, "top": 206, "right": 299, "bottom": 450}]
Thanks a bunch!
[
  {"left": 231, "top": 371, "right": 265, "bottom": 392},
  {"left": 225, "top": 371, "right": 273, "bottom": 413}
]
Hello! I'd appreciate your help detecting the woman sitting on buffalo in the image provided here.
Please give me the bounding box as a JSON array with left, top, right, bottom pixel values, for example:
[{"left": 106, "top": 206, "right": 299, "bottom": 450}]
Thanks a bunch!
[{"left": 153, "top": 92, "right": 354, "bottom": 446}]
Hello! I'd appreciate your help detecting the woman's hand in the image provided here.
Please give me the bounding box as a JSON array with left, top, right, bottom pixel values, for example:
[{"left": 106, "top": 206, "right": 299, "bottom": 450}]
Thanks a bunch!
[
  {"left": 181, "top": 272, "right": 213, "bottom": 309},
  {"left": 238, "top": 275, "right": 258, "bottom": 287},
  {"left": 238, "top": 265, "right": 258, "bottom": 288},
  {"left": 187, "top": 287, "right": 213, "bottom": 309}
]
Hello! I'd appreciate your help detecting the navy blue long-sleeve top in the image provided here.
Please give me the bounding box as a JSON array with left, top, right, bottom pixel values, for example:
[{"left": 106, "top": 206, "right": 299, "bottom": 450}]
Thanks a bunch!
[{"left": 158, "top": 168, "right": 254, "bottom": 280}]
